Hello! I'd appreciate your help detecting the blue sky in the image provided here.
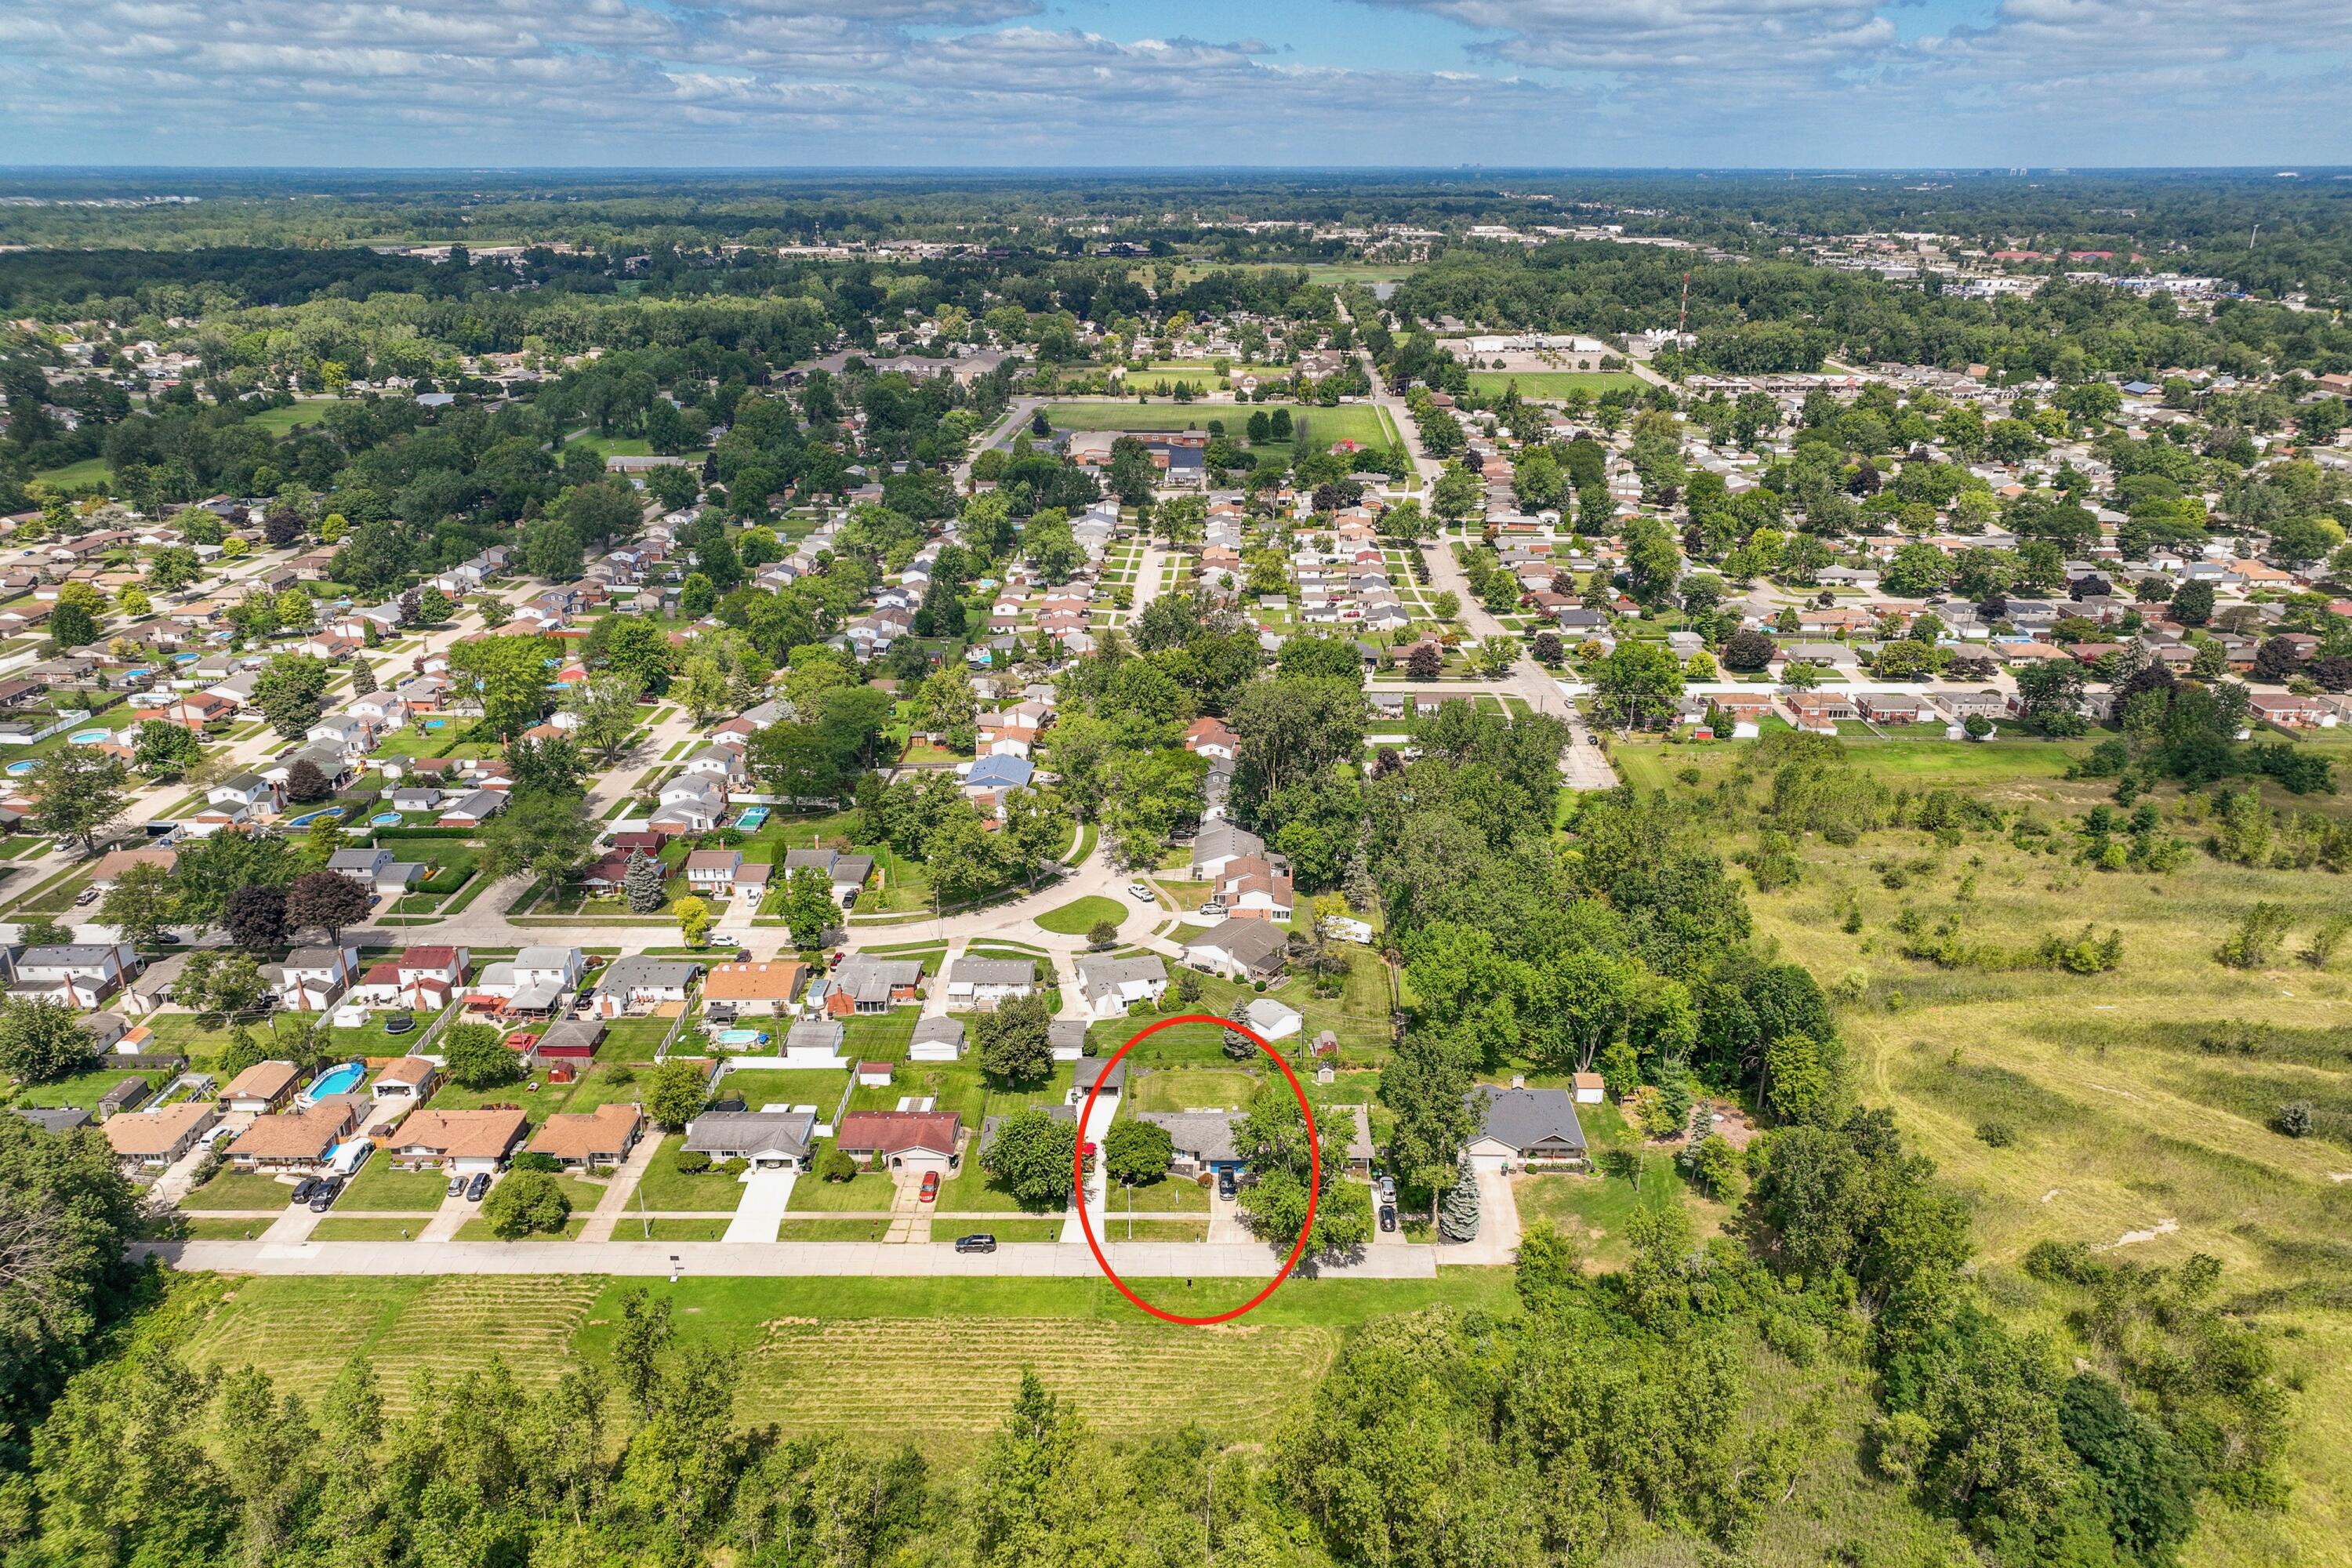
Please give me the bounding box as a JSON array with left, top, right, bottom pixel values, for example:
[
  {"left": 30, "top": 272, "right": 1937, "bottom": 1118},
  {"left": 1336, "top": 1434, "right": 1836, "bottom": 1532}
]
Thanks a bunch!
[{"left": 0, "top": 0, "right": 2338, "bottom": 169}]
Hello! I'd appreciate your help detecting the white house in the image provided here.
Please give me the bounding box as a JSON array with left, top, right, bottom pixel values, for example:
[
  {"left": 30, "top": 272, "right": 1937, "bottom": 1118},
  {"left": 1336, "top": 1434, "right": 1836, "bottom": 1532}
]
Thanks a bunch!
[
  {"left": 271, "top": 946, "right": 361, "bottom": 1010},
  {"left": 942, "top": 956, "right": 1035, "bottom": 1009},
  {"left": 1073, "top": 955, "right": 1166, "bottom": 1021},
  {"left": 12, "top": 942, "right": 140, "bottom": 1006}
]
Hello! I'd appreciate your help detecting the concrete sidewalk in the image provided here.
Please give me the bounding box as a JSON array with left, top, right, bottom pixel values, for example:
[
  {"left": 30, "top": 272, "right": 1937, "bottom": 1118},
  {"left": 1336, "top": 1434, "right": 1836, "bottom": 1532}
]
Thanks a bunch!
[{"left": 132, "top": 1237, "right": 1442, "bottom": 1279}]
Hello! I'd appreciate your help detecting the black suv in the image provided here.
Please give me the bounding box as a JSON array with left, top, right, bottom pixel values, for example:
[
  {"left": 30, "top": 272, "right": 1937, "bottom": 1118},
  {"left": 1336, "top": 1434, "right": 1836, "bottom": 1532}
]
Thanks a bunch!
[
  {"left": 307, "top": 1176, "right": 345, "bottom": 1213},
  {"left": 954, "top": 1234, "right": 997, "bottom": 1254},
  {"left": 289, "top": 1178, "right": 320, "bottom": 1204}
]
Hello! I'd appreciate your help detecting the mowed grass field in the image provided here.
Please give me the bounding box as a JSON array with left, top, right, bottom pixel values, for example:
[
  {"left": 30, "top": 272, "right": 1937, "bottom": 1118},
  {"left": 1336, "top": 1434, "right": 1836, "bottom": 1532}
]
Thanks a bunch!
[
  {"left": 1467, "top": 370, "right": 1645, "bottom": 400},
  {"left": 1620, "top": 739, "right": 2352, "bottom": 1566},
  {"left": 1041, "top": 401, "right": 1400, "bottom": 452},
  {"left": 172, "top": 1272, "right": 1517, "bottom": 1461}
]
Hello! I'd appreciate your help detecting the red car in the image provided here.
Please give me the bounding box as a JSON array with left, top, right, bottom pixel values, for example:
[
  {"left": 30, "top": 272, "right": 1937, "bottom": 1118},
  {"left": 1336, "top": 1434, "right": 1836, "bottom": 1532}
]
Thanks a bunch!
[{"left": 919, "top": 1171, "right": 940, "bottom": 1202}]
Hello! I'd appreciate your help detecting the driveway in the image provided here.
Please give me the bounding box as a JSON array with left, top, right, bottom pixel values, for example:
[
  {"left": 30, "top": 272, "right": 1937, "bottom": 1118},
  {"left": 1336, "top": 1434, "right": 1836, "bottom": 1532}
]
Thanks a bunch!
[
  {"left": 1437, "top": 1164, "right": 1523, "bottom": 1265},
  {"left": 722, "top": 1169, "right": 797, "bottom": 1243},
  {"left": 1058, "top": 1094, "right": 1114, "bottom": 1243}
]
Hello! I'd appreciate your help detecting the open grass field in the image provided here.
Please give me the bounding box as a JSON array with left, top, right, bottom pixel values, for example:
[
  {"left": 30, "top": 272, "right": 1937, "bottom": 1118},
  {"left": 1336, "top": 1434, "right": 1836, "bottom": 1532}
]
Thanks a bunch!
[
  {"left": 783, "top": 1170, "right": 895, "bottom": 1212},
  {"left": 241, "top": 397, "right": 338, "bottom": 434},
  {"left": 1609, "top": 730, "right": 2097, "bottom": 797},
  {"left": 31, "top": 456, "right": 112, "bottom": 489},
  {"left": 1039, "top": 401, "right": 1399, "bottom": 453},
  {"left": 173, "top": 1271, "right": 1516, "bottom": 1461},
  {"left": 1467, "top": 370, "right": 1645, "bottom": 400},
  {"left": 1624, "top": 736, "right": 2352, "bottom": 1566},
  {"left": 338, "top": 1162, "right": 453, "bottom": 1212},
  {"left": 178, "top": 1171, "right": 299, "bottom": 1212}
]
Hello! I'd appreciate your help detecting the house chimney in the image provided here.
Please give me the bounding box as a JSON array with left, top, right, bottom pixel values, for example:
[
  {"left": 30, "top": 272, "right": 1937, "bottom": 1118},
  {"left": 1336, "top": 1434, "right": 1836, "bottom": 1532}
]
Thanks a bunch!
[{"left": 1510, "top": 1073, "right": 1525, "bottom": 1090}]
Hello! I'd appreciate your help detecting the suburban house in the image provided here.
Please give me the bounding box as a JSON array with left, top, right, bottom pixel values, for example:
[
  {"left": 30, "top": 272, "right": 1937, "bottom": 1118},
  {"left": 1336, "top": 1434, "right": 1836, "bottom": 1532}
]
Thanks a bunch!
[
  {"left": 525, "top": 1103, "right": 643, "bottom": 1171},
  {"left": 102, "top": 1102, "right": 220, "bottom": 1171},
  {"left": 823, "top": 956, "right": 925, "bottom": 1016},
  {"left": 225, "top": 1099, "right": 361, "bottom": 1174},
  {"left": 436, "top": 789, "right": 507, "bottom": 829},
  {"left": 591, "top": 956, "right": 700, "bottom": 1018},
  {"left": 1181, "top": 919, "right": 1289, "bottom": 985},
  {"left": 1069, "top": 1057, "right": 1127, "bottom": 1106},
  {"left": 1073, "top": 954, "right": 1167, "bottom": 1020},
  {"left": 270, "top": 946, "right": 362, "bottom": 1010},
  {"left": 683, "top": 1109, "right": 815, "bottom": 1170},
  {"left": 1135, "top": 1111, "right": 1245, "bottom": 1178},
  {"left": 1183, "top": 717, "right": 1239, "bottom": 759},
  {"left": 12, "top": 942, "right": 140, "bottom": 1006},
  {"left": 1190, "top": 821, "right": 1265, "bottom": 880},
  {"left": 220, "top": 1059, "right": 301, "bottom": 1115},
  {"left": 328, "top": 846, "right": 426, "bottom": 895},
  {"left": 833, "top": 1110, "right": 961, "bottom": 1173},
  {"left": 390, "top": 1107, "right": 531, "bottom": 1174},
  {"left": 683, "top": 849, "right": 744, "bottom": 898},
  {"left": 781, "top": 847, "right": 874, "bottom": 902},
  {"left": 1213, "top": 854, "right": 1294, "bottom": 920},
  {"left": 942, "top": 956, "right": 1035, "bottom": 1009},
  {"left": 372, "top": 1057, "right": 438, "bottom": 1101},
  {"left": 1466, "top": 1084, "right": 1589, "bottom": 1171},
  {"left": 87, "top": 846, "right": 177, "bottom": 891},
  {"left": 701, "top": 960, "right": 809, "bottom": 1017}
]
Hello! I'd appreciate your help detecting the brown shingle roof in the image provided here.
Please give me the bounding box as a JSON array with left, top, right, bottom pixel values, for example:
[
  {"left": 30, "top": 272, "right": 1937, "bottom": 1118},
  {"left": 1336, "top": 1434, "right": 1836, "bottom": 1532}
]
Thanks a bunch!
[
  {"left": 396, "top": 1107, "right": 528, "bottom": 1160},
  {"left": 227, "top": 1102, "right": 352, "bottom": 1160},
  {"left": 701, "top": 960, "right": 809, "bottom": 1003},
  {"left": 103, "top": 1102, "right": 216, "bottom": 1157},
  {"left": 527, "top": 1103, "right": 641, "bottom": 1161},
  {"left": 221, "top": 1060, "right": 301, "bottom": 1102}
]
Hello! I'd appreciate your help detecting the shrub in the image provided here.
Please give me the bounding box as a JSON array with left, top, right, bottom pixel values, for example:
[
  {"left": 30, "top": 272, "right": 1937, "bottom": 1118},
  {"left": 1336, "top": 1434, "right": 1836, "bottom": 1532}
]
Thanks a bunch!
[
  {"left": 816, "top": 1147, "right": 858, "bottom": 1181},
  {"left": 718, "top": 1157, "right": 748, "bottom": 1177},
  {"left": 481, "top": 1171, "right": 572, "bottom": 1239},
  {"left": 1975, "top": 1120, "right": 2016, "bottom": 1148},
  {"left": 511, "top": 1151, "right": 562, "bottom": 1174},
  {"left": 673, "top": 1149, "right": 712, "bottom": 1175},
  {"left": 2274, "top": 1101, "right": 2314, "bottom": 1138}
]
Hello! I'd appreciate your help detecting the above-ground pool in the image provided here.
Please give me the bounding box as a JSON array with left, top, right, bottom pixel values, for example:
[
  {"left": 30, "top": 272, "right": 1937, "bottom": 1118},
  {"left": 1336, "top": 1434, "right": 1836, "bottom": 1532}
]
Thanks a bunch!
[
  {"left": 370, "top": 811, "right": 403, "bottom": 826},
  {"left": 66, "top": 729, "right": 111, "bottom": 746},
  {"left": 713, "top": 1028, "right": 770, "bottom": 1048},
  {"left": 735, "top": 807, "right": 770, "bottom": 831},
  {"left": 3, "top": 760, "right": 34, "bottom": 777},
  {"left": 285, "top": 807, "right": 347, "bottom": 828},
  {"left": 424, "top": 718, "right": 448, "bottom": 730},
  {"left": 299, "top": 1061, "right": 366, "bottom": 1104}
]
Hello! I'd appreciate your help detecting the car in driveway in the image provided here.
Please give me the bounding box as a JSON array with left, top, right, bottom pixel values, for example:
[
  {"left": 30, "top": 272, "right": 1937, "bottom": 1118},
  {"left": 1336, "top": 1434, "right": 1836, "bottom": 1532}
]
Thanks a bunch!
[
  {"left": 954, "top": 1233, "right": 996, "bottom": 1254},
  {"left": 464, "top": 1172, "right": 491, "bottom": 1201},
  {"left": 1127, "top": 880, "right": 1152, "bottom": 901},
  {"left": 446, "top": 1176, "right": 466, "bottom": 1198},
  {"left": 919, "top": 1171, "right": 940, "bottom": 1202},
  {"left": 1377, "top": 1174, "right": 1396, "bottom": 1203},
  {"left": 1378, "top": 1203, "right": 1397, "bottom": 1233},
  {"left": 1216, "top": 1170, "right": 1237, "bottom": 1201},
  {"left": 307, "top": 1176, "right": 345, "bottom": 1213},
  {"left": 289, "top": 1177, "right": 320, "bottom": 1204}
]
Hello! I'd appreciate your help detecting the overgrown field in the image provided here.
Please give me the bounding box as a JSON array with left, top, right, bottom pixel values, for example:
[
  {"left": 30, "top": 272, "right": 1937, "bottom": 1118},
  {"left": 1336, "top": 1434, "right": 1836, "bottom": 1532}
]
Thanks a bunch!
[{"left": 1619, "top": 736, "right": 2352, "bottom": 1565}]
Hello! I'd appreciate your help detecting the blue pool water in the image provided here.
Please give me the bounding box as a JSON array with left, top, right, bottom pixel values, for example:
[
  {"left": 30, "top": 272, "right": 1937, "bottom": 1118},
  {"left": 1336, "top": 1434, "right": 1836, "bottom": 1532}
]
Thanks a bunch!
[
  {"left": 735, "top": 807, "right": 769, "bottom": 831},
  {"left": 713, "top": 1029, "right": 770, "bottom": 1047},
  {"left": 285, "top": 807, "right": 347, "bottom": 828},
  {"left": 3, "top": 760, "right": 34, "bottom": 777},
  {"left": 66, "top": 729, "right": 111, "bottom": 745},
  {"left": 169, "top": 652, "right": 198, "bottom": 665},
  {"left": 302, "top": 1062, "right": 365, "bottom": 1102},
  {"left": 123, "top": 667, "right": 152, "bottom": 681},
  {"left": 370, "top": 811, "right": 403, "bottom": 826},
  {"left": 424, "top": 719, "right": 448, "bottom": 730}
]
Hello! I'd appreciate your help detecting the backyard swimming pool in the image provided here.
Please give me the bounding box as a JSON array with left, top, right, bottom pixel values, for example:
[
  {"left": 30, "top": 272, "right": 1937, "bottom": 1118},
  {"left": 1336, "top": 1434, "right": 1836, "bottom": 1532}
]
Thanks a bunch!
[
  {"left": 713, "top": 1028, "right": 770, "bottom": 1048},
  {"left": 370, "top": 811, "right": 403, "bottom": 826},
  {"left": 67, "top": 729, "right": 111, "bottom": 745},
  {"left": 735, "top": 807, "right": 770, "bottom": 831},
  {"left": 299, "top": 1061, "right": 366, "bottom": 1104},
  {"left": 285, "top": 807, "right": 347, "bottom": 828},
  {"left": 3, "top": 760, "right": 34, "bottom": 777}
]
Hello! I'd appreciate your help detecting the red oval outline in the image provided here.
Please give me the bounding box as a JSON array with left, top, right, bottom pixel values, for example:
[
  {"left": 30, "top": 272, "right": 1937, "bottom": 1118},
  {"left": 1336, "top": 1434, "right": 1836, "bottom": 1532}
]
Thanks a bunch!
[{"left": 1073, "top": 1011, "right": 1319, "bottom": 1325}]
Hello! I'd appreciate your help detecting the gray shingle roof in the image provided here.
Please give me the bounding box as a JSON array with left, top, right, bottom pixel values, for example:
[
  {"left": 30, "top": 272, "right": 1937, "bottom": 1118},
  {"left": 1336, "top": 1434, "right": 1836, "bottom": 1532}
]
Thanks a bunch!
[{"left": 1472, "top": 1086, "right": 1587, "bottom": 1156}]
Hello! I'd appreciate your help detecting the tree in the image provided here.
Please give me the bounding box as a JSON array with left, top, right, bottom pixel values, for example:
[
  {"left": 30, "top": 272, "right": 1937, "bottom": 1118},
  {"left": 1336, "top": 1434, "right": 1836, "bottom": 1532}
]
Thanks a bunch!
[
  {"left": 172, "top": 950, "right": 270, "bottom": 1023},
  {"left": 1431, "top": 463, "right": 1481, "bottom": 524},
  {"left": 415, "top": 586, "right": 452, "bottom": 625},
  {"left": 977, "top": 993, "right": 1053, "bottom": 1086},
  {"left": 481, "top": 1171, "right": 572, "bottom": 1239},
  {"left": 477, "top": 790, "right": 597, "bottom": 887},
  {"left": 0, "top": 997, "right": 94, "bottom": 1083},
  {"left": 2170, "top": 580, "right": 2215, "bottom": 626},
  {"left": 47, "top": 601, "right": 96, "bottom": 649},
  {"left": 147, "top": 544, "right": 202, "bottom": 593},
  {"left": 223, "top": 883, "right": 289, "bottom": 953},
  {"left": 623, "top": 851, "right": 667, "bottom": 914},
  {"left": 1381, "top": 1030, "right": 1481, "bottom": 1223},
  {"left": 1407, "top": 642, "right": 1443, "bottom": 680},
  {"left": 1102, "top": 1118, "right": 1172, "bottom": 1189},
  {"left": 981, "top": 1105, "right": 1079, "bottom": 1208},
  {"left": 99, "top": 861, "right": 178, "bottom": 949},
  {"left": 563, "top": 672, "right": 644, "bottom": 764},
  {"left": 1722, "top": 628, "right": 1776, "bottom": 672},
  {"left": 645, "top": 1060, "right": 709, "bottom": 1131},
  {"left": 131, "top": 720, "right": 203, "bottom": 779},
  {"left": 27, "top": 746, "right": 128, "bottom": 858},
  {"left": 1233, "top": 1079, "right": 1369, "bottom": 1254},
  {"left": 1436, "top": 1155, "right": 1481, "bottom": 1241},
  {"left": 1592, "top": 640, "right": 1685, "bottom": 731},
  {"left": 252, "top": 654, "right": 329, "bottom": 743},
  {"left": 442, "top": 1022, "right": 525, "bottom": 1090},
  {"left": 282, "top": 758, "right": 331, "bottom": 804},
  {"left": 284, "top": 869, "right": 371, "bottom": 942},
  {"left": 674, "top": 895, "right": 713, "bottom": 948},
  {"left": 779, "top": 865, "right": 835, "bottom": 949},
  {"left": 448, "top": 632, "right": 556, "bottom": 739}
]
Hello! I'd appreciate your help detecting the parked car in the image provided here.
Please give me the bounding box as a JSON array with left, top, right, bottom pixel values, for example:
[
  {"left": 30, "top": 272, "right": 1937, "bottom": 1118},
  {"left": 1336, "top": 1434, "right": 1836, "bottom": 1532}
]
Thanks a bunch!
[
  {"left": 72, "top": 889, "right": 96, "bottom": 908},
  {"left": 919, "top": 1171, "right": 940, "bottom": 1203},
  {"left": 707, "top": 931, "right": 740, "bottom": 947},
  {"left": 1216, "top": 1170, "right": 1237, "bottom": 1201},
  {"left": 1377, "top": 1174, "right": 1396, "bottom": 1203},
  {"left": 307, "top": 1176, "right": 345, "bottom": 1213},
  {"left": 464, "top": 1172, "right": 491, "bottom": 1201},
  {"left": 954, "top": 1233, "right": 997, "bottom": 1254},
  {"left": 1378, "top": 1203, "right": 1396, "bottom": 1233},
  {"left": 1200, "top": 901, "right": 1228, "bottom": 919},
  {"left": 289, "top": 1178, "right": 320, "bottom": 1204},
  {"left": 1127, "top": 881, "right": 1152, "bottom": 901},
  {"left": 446, "top": 1176, "right": 465, "bottom": 1198}
]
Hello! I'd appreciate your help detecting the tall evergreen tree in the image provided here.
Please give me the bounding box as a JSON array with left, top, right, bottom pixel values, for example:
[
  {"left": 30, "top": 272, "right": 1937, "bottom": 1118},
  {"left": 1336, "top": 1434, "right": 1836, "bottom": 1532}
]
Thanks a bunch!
[{"left": 1438, "top": 1155, "right": 1481, "bottom": 1241}]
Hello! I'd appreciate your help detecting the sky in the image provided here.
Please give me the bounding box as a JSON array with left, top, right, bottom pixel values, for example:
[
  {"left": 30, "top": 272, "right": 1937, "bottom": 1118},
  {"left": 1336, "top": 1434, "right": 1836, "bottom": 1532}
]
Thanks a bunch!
[{"left": 0, "top": 0, "right": 2340, "bottom": 169}]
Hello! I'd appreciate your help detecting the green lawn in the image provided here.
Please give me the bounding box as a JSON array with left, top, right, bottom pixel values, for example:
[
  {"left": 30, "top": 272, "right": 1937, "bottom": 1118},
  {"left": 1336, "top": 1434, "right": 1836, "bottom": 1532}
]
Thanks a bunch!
[
  {"left": 339, "top": 1162, "right": 453, "bottom": 1213},
  {"left": 715, "top": 1068, "right": 846, "bottom": 1112},
  {"left": 630, "top": 1135, "right": 750, "bottom": 1211},
  {"left": 179, "top": 1171, "right": 299, "bottom": 1211},
  {"left": 13, "top": 1061, "right": 162, "bottom": 1111},
  {"left": 773, "top": 1217, "right": 896, "bottom": 1240},
  {"left": 32, "top": 456, "right": 112, "bottom": 490},
  {"left": 784, "top": 1169, "right": 896, "bottom": 1212},
  {"left": 1127, "top": 1065, "right": 1259, "bottom": 1113},
  {"left": 241, "top": 398, "right": 339, "bottom": 434},
  {"left": 1038, "top": 402, "right": 1396, "bottom": 454},
  {"left": 452, "top": 1216, "right": 590, "bottom": 1242},
  {"left": 1034, "top": 895, "right": 1127, "bottom": 936},
  {"left": 1466, "top": 370, "right": 1644, "bottom": 401},
  {"left": 307, "top": 1218, "right": 424, "bottom": 1242}
]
